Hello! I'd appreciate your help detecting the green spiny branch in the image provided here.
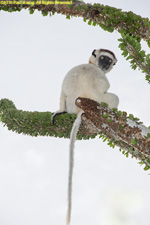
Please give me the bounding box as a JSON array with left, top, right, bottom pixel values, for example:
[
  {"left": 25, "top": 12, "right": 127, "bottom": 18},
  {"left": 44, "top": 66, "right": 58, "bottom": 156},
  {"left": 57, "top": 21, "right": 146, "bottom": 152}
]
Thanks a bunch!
[
  {"left": 0, "top": 98, "right": 150, "bottom": 170},
  {"left": 1, "top": 1, "right": 150, "bottom": 83},
  {"left": 0, "top": 1, "right": 150, "bottom": 41},
  {"left": 118, "top": 34, "right": 150, "bottom": 83},
  {"left": 0, "top": 98, "right": 95, "bottom": 139}
]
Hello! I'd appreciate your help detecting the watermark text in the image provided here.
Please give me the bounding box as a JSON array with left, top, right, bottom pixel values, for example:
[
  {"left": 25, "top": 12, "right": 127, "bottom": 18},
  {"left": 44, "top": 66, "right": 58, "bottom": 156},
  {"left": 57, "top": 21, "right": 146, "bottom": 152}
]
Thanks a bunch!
[{"left": 0, "top": 0, "right": 72, "bottom": 5}]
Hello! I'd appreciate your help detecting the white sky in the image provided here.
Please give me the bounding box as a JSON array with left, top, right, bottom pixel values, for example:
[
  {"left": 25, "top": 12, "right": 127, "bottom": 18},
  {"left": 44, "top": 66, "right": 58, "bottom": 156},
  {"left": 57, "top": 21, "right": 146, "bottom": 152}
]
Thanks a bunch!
[{"left": 0, "top": 1, "right": 150, "bottom": 225}]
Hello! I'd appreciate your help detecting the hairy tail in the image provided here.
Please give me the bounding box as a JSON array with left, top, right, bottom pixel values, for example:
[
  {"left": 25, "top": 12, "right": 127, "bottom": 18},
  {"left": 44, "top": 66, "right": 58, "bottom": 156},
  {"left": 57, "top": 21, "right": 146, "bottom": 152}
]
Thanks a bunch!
[{"left": 66, "top": 110, "right": 83, "bottom": 225}]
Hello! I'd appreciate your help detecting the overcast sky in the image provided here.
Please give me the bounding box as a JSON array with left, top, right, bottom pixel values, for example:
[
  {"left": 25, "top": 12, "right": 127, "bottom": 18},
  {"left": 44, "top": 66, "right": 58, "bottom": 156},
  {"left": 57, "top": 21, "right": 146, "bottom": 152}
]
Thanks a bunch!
[{"left": 0, "top": 1, "right": 150, "bottom": 225}]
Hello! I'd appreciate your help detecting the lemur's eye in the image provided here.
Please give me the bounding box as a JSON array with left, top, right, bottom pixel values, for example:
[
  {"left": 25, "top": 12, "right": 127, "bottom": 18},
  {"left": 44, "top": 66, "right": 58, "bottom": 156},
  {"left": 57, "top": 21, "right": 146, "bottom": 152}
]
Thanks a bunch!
[
  {"left": 109, "top": 59, "right": 112, "bottom": 63},
  {"left": 100, "top": 56, "right": 104, "bottom": 60}
]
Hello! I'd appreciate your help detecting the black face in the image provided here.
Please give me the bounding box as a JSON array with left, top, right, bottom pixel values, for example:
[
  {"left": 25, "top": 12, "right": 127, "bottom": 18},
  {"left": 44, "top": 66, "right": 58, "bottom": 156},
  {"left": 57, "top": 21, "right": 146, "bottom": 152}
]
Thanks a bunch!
[{"left": 98, "top": 55, "right": 113, "bottom": 71}]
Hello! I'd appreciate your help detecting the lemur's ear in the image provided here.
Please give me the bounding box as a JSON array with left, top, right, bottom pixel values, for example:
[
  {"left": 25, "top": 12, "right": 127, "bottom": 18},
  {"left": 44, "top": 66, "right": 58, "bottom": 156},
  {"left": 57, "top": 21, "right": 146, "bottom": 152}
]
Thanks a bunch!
[{"left": 92, "top": 49, "right": 96, "bottom": 58}]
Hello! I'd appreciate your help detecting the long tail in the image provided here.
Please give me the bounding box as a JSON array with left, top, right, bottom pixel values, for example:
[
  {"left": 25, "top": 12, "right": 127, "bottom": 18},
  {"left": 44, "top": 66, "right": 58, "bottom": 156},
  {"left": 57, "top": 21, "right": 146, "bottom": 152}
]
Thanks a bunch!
[{"left": 66, "top": 110, "right": 83, "bottom": 225}]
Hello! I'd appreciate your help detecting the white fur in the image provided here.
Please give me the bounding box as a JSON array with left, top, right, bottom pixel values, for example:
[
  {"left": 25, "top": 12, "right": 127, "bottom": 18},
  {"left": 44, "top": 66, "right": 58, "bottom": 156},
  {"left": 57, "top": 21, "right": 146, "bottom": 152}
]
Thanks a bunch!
[
  {"left": 53, "top": 63, "right": 118, "bottom": 117},
  {"left": 52, "top": 49, "right": 119, "bottom": 225},
  {"left": 66, "top": 110, "right": 83, "bottom": 225}
]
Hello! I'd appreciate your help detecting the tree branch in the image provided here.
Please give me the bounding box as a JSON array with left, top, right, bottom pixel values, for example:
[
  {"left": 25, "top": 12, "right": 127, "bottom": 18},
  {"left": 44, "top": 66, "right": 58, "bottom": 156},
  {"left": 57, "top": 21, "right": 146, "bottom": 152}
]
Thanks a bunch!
[
  {"left": 1, "top": 1, "right": 150, "bottom": 82},
  {"left": 1, "top": 98, "right": 150, "bottom": 170},
  {"left": 0, "top": 1, "right": 150, "bottom": 41},
  {"left": 0, "top": 98, "right": 96, "bottom": 139},
  {"left": 76, "top": 98, "right": 150, "bottom": 157}
]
